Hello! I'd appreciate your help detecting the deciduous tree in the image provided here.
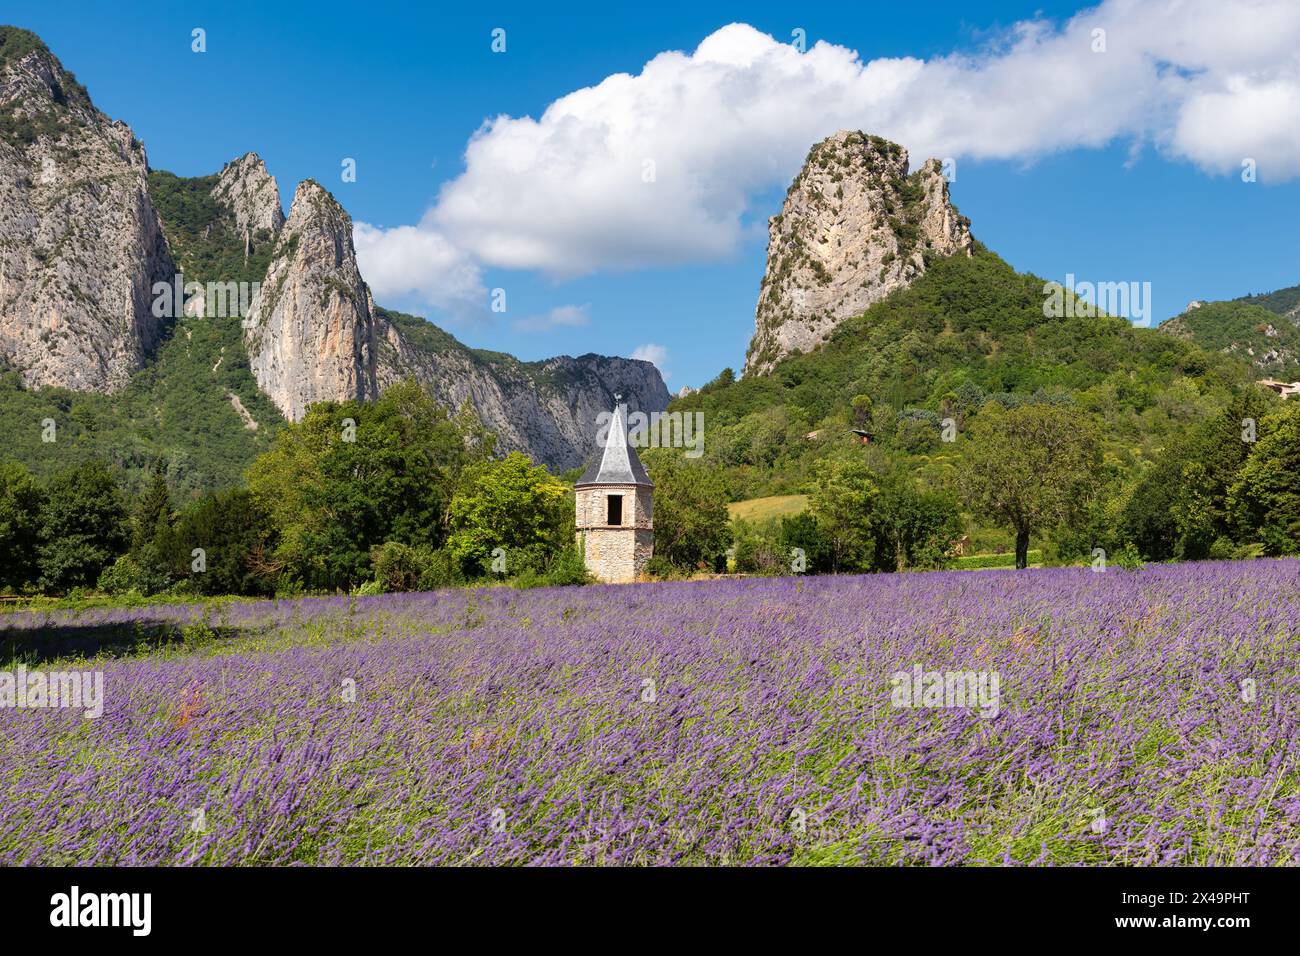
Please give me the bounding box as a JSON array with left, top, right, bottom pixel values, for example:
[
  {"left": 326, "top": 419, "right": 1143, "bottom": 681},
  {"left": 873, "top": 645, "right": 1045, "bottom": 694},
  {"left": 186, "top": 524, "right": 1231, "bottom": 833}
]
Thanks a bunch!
[{"left": 958, "top": 403, "right": 1100, "bottom": 569}]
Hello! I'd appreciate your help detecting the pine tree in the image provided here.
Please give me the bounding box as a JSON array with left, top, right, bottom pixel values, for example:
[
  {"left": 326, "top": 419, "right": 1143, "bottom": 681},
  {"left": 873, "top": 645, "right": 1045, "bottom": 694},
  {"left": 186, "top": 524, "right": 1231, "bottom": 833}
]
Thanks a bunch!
[{"left": 128, "top": 460, "right": 177, "bottom": 592}]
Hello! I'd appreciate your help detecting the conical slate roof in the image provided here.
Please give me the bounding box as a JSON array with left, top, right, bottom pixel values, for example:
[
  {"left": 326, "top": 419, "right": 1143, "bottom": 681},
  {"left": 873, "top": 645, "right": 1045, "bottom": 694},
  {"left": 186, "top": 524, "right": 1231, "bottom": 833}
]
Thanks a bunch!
[{"left": 575, "top": 403, "right": 652, "bottom": 487}]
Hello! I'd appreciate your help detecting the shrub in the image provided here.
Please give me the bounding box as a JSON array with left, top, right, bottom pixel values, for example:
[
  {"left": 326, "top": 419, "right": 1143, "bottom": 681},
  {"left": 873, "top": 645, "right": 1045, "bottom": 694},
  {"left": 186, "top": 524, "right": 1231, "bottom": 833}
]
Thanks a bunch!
[
  {"left": 418, "top": 549, "right": 466, "bottom": 590},
  {"left": 97, "top": 554, "right": 170, "bottom": 597},
  {"left": 508, "top": 546, "right": 590, "bottom": 589},
  {"left": 731, "top": 519, "right": 788, "bottom": 575},
  {"left": 371, "top": 541, "right": 432, "bottom": 593}
]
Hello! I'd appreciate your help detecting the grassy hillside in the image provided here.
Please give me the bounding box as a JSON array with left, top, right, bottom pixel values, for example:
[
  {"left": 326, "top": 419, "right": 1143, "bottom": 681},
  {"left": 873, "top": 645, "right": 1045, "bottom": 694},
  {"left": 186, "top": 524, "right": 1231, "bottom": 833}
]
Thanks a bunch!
[
  {"left": 677, "top": 246, "right": 1254, "bottom": 500},
  {"left": 1161, "top": 299, "right": 1300, "bottom": 380},
  {"left": 147, "top": 169, "right": 277, "bottom": 287},
  {"left": 0, "top": 314, "right": 284, "bottom": 499}
]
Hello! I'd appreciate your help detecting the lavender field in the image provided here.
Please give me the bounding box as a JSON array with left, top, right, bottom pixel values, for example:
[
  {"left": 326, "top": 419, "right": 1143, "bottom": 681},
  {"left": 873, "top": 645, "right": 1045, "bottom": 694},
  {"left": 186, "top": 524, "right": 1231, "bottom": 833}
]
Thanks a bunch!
[{"left": 1, "top": 560, "right": 1298, "bottom": 866}]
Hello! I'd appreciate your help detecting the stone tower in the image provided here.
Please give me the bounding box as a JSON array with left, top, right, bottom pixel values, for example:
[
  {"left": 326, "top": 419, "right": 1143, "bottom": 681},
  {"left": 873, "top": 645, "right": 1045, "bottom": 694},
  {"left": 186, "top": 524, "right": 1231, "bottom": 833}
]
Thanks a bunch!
[{"left": 575, "top": 402, "right": 653, "bottom": 583}]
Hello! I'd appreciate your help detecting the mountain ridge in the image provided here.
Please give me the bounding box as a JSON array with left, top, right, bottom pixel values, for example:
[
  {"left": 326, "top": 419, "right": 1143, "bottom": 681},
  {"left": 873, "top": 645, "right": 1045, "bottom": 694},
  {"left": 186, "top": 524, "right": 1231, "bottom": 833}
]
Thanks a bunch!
[
  {"left": 1159, "top": 285, "right": 1300, "bottom": 381},
  {"left": 0, "top": 25, "right": 669, "bottom": 480}
]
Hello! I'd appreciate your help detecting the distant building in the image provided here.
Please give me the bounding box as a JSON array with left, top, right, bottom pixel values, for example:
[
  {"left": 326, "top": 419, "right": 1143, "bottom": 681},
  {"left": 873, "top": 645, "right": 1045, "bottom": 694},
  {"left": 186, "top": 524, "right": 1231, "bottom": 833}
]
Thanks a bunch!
[
  {"left": 575, "top": 403, "right": 654, "bottom": 582},
  {"left": 1258, "top": 379, "right": 1300, "bottom": 400}
]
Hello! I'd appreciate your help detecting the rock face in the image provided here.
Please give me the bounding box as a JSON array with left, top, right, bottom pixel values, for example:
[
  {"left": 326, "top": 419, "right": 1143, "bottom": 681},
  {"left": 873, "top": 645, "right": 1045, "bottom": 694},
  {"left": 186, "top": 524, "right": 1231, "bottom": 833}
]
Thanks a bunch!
[
  {"left": 242, "top": 180, "right": 380, "bottom": 421},
  {"left": 744, "top": 131, "right": 973, "bottom": 375},
  {"left": 375, "top": 309, "right": 671, "bottom": 471},
  {"left": 211, "top": 152, "right": 284, "bottom": 236},
  {"left": 0, "top": 28, "right": 669, "bottom": 471},
  {"left": 0, "top": 28, "right": 174, "bottom": 391},
  {"left": 240, "top": 179, "right": 671, "bottom": 466}
]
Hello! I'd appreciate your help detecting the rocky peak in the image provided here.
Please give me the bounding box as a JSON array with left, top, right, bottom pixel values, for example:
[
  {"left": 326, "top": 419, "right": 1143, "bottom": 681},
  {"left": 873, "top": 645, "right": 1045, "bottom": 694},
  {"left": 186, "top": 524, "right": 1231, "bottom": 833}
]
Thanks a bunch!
[
  {"left": 744, "top": 130, "right": 973, "bottom": 375},
  {"left": 0, "top": 26, "right": 174, "bottom": 392},
  {"left": 0, "top": 27, "right": 96, "bottom": 124},
  {"left": 238, "top": 174, "right": 673, "bottom": 461},
  {"left": 242, "top": 179, "right": 379, "bottom": 421},
  {"left": 212, "top": 152, "right": 285, "bottom": 236}
]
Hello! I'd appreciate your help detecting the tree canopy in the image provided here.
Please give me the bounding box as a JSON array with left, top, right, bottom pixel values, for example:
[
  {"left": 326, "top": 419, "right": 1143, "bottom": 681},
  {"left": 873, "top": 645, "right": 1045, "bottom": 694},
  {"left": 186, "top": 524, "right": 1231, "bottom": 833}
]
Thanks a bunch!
[{"left": 957, "top": 403, "right": 1101, "bottom": 569}]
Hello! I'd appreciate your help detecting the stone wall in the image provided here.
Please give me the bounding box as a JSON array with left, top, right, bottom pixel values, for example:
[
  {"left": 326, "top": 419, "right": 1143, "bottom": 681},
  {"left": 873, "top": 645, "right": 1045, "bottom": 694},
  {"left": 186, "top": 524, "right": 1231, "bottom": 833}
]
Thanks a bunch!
[
  {"left": 575, "top": 484, "right": 654, "bottom": 582},
  {"left": 575, "top": 485, "right": 652, "bottom": 530},
  {"left": 578, "top": 528, "right": 654, "bottom": 583}
]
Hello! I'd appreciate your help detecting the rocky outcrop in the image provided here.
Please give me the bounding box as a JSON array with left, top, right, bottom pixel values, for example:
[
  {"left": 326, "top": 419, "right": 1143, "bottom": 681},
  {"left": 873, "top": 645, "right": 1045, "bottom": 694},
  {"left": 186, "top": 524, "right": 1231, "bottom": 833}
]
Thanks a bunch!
[
  {"left": 242, "top": 180, "right": 380, "bottom": 420},
  {"left": 744, "top": 131, "right": 973, "bottom": 375},
  {"left": 375, "top": 308, "right": 670, "bottom": 470},
  {"left": 212, "top": 152, "right": 284, "bottom": 236},
  {"left": 239, "top": 179, "right": 668, "bottom": 465},
  {"left": 0, "top": 27, "right": 174, "bottom": 391},
  {"left": 0, "top": 28, "right": 669, "bottom": 469}
]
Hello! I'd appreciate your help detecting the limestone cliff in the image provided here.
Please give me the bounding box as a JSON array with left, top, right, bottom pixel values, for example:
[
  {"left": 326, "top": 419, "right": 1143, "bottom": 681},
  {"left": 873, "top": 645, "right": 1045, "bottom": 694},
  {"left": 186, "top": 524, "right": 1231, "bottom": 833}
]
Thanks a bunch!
[
  {"left": 744, "top": 131, "right": 972, "bottom": 375},
  {"left": 375, "top": 308, "right": 672, "bottom": 471},
  {"left": 242, "top": 180, "right": 380, "bottom": 421},
  {"left": 0, "top": 27, "right": 174, "bottom": 391},
  {"left": 212, "top": 152, "right": 285, "bottom": 236},
  {"left": 239, "top": 178, "right": 670, "bottom": 466}
]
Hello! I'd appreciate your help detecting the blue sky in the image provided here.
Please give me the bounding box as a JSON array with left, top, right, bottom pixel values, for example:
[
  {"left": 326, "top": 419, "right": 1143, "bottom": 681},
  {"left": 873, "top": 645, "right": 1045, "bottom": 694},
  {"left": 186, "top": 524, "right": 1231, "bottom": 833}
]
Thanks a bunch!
[{"left": 8, "top": 0, "right": 1300, "bottom": 387}]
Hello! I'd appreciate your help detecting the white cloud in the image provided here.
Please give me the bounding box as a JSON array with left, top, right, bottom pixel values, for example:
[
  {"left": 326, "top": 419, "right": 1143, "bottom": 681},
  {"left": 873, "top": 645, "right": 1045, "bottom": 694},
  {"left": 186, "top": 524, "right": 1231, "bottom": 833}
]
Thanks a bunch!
[
  {"left": 356, "top": 2, "right": 1300, "bottom": 299},
  {"left": 352, "top": 222, "right": 484, "bottom": 317},
  {"left": 420, "top": 1, "right": 1300, "bottom": 276},
  {"left": 512, "top": 303, "right": 591, "bottom": 332},
  {"left": 631, "top": 343, "right": 670, "bottom": 379}
]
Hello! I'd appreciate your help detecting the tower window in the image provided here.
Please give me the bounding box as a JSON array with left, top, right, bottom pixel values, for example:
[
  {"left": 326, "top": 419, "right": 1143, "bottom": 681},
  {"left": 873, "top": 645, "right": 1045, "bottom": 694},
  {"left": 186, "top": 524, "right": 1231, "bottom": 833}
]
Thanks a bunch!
[{"left": 606, "top": 495, "right": 623, "bottom": 526}]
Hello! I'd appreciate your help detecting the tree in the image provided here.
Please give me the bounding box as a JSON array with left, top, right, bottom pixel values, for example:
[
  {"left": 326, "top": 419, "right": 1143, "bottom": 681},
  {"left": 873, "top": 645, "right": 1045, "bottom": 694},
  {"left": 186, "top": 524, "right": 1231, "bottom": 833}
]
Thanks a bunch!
[
  {"left": 643, "top": 452, "right": 732, "bottom": 572},
  {"left": 37, "top": 460, "right": 127, "bottom": 592},
  {"left": 0, "top": 461, "right": 42, "bottom": 591},
  {"left": 171, "top": 489, "right": 277, "bottom": 596},
  {"left": 872, "top": 471, "right": 963, "bottom": 571},
  {"left": 248, "top": 381, "right": 490, "bottom": 590},
  {"left": 130, "top": 461, "right": 173, "bottom": 555},
  {"left": 1123, "top": 390, "right": 1273, "bottom": 560},
  {"left": 850, "top": 394, "right": 874, "bottom": 427},
  {"left": 1228, "top": 403, "right": 1300, "bottom": 555},
  {"left": 731, "top": 518, "right": 786, "bottom": 575},
  {"left": 702, "top": 368, "right": 735, "bottom": 393},
  {"left": 127, "top": 460, "right": 178, "bottom": 594},
  {"left": 957, "top": 403, "right": 1101, "bottom": 569},
  {"left": 446, "top": 452, "right": 572, "bottom": 577},
  {"left": 807, "top": 457, "right": 878, "bottom": 572}
]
